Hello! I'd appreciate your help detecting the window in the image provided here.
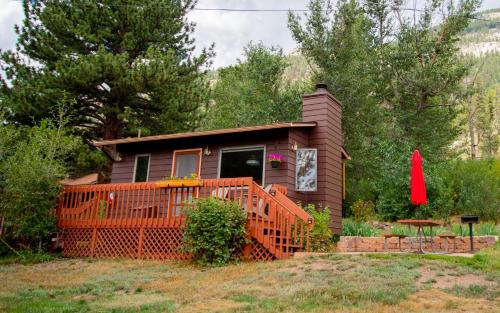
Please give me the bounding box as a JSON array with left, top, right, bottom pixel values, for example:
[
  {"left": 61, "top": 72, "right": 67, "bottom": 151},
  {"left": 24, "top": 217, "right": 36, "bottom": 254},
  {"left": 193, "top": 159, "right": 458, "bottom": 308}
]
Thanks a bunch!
[
  {"left": 172, "top": 149, "right": 202, "bottom": 178},
  {"left": 219, "top": 147, "right": 265, "bottom": 185},
  {"left": 133, "top": 155, "right": 150, "bottom": 182},
  {"left": 296, "top": 148, "right": 317, "bottom": 191}
]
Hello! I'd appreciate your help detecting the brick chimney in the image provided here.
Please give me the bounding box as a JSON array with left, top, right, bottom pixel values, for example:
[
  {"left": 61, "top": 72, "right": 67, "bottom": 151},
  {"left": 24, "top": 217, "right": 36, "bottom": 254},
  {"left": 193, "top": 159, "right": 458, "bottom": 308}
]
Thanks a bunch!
[{"left": 302, "top": 83, "right": 343, "bottom": 234}]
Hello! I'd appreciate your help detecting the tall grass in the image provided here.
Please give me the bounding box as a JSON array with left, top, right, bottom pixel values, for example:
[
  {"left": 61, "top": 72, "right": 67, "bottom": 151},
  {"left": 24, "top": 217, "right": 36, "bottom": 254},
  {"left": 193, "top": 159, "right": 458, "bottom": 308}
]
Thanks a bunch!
[
  {"left": 390, "top": 223, "right": 499, "bottom": 237},
  {"left": 451, "top": 223, "right": 499, "bottom": 236},
  {"left": 341, "top": 220, "right": 500, "bottom": 237},
  {"left": 342, "top": 219, "right": 380, "bottom": 237}
]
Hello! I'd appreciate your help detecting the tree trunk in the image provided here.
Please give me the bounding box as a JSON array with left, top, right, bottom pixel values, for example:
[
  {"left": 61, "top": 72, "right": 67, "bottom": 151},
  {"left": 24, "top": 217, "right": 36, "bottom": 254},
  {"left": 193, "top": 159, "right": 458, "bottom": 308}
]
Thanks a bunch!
[
  {"left": 102, "top": 114, "right": 122, "bottom": 140},
  {"left": 102, "top": 114, "right": 122, "bottom": 181},
  {"left": 467, "top": 102, "right": 477, "bottom": 160}
]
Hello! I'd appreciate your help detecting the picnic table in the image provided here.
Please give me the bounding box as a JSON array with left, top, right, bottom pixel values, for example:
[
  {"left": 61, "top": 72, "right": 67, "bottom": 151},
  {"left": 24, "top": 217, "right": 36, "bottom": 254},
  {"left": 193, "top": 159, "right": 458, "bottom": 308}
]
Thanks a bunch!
[{"left": 397, "top": 219, "right": 443, "bottom": 254}]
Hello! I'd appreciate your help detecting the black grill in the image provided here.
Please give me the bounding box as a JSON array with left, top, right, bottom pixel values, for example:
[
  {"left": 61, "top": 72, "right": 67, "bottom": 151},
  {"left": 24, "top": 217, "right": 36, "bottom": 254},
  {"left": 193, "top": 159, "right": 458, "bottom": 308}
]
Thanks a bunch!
[{"left": 461, "top": 215, "right": 479, "bottom": 224}]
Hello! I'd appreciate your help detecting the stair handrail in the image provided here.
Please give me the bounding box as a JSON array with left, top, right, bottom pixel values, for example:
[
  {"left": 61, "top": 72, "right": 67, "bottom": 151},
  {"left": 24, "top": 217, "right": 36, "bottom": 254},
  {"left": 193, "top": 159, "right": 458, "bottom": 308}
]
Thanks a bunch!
[
  {"left": 249, "top": 182, "right": 312, "bottom": 255},
  {"left": 270, "top": 185, "right": 314, "bottom": 227}
]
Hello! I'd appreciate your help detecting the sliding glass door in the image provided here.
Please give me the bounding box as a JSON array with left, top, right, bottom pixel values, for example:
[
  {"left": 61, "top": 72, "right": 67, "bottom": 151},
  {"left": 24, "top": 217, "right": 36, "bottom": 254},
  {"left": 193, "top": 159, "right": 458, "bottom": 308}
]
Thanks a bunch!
[{"left": 219, "top": 147, "right": 265, "bottom": 185}]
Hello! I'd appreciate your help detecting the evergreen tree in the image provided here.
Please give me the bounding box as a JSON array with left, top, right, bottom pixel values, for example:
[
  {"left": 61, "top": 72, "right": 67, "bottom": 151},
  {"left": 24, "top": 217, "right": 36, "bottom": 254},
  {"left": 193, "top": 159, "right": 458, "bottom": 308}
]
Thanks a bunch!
[{"left": 0, "top": 0, "right": 213, "bottom": 141}]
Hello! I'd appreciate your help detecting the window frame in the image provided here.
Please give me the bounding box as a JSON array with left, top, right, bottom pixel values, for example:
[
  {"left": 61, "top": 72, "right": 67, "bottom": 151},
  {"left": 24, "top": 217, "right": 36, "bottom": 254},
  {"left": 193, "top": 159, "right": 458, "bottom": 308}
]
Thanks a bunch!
[
  {"left": 295, "top": 148, "right": 318, "bottom": 192},
  {"left": 171, "top": 148, "right": 202, "bottom": 178},
  {"left": 217, "top": 145, "right": 266, "bottom": 186},
  {"left": 133, "top": 154, "right": 151, "bottom": 183}
]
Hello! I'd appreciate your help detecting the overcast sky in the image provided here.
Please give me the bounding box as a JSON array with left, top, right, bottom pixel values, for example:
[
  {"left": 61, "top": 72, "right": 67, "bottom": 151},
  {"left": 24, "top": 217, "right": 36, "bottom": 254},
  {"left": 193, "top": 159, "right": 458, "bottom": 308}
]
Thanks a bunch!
[{"left": 1, "top": 0, "right": 499, "bottom": 68}]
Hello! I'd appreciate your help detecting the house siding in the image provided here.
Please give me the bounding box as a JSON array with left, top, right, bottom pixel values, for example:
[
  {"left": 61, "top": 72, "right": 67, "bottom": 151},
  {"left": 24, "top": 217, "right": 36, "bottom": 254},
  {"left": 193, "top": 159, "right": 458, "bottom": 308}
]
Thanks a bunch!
[{"left": 111, "top": 129, "right": 298, "bottom": 193}]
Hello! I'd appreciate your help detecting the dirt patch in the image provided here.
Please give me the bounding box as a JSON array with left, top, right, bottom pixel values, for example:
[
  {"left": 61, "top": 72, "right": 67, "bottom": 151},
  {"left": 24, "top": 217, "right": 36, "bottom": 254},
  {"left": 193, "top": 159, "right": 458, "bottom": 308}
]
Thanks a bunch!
[
  {"left": 418, "top": 267, "right": 495, "bottom": 289},
  {"left": 94, "top": 293, "right": 168, "bottom": 310},
  {"left": 280, "top": 260, "right": 335, "bottom": 275},
  {"left": 177, "top": 299, "right": 245, "bottom": 313},
  {"left": 369, "top": 289, "right": 500, "bottom": 313}
]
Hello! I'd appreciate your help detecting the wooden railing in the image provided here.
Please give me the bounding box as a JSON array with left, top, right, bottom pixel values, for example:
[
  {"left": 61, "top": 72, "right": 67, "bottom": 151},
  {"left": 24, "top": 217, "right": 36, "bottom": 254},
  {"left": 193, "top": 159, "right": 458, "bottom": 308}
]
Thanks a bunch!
[
  {"left": 56, "top": 177, "right": 312, "bottom": 259},
  {"left": 247, "top": 183, "right": 313, "bottom": 258}
]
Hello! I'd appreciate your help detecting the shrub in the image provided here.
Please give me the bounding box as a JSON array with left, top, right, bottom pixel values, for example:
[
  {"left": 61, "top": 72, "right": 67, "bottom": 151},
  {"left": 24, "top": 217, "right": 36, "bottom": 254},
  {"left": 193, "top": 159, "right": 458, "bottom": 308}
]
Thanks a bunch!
[
  {"left": 350, "top": 200, "right": 376, "bottom": 222},
  {"left": 182, "top": 197, "right": 247, "bottom": 266},
  {"left": 303, "top": 204, "right": 333, "bottom": 252},
  {"left": 440, "top": 160, "right": 499, "bottom": 223},
  {"left": 341, "top": 219, "right": 380, "bottom": 237},
  {"left": 0, "top": 119, "right": 80, "bottom": 250}
]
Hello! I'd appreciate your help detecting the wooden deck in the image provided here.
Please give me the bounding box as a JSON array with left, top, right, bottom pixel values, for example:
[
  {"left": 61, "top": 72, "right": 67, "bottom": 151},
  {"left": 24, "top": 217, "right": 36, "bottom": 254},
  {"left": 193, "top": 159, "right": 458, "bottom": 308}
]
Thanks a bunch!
[{"left": 56, "top": 177, "right": 313, "bottom": 260}]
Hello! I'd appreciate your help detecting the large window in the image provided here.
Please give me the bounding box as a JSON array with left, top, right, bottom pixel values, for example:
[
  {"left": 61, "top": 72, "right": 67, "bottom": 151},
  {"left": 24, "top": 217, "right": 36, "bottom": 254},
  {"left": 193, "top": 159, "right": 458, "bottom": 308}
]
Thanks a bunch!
[
  {"left": 219, "top": 147, "right": 264, "bottom": 185},
  {"left": 133, "top": 154, "right": 150, "bottom": 182},
  {"left": 172, "top": 149, "right": 202, "bottom": 178}
]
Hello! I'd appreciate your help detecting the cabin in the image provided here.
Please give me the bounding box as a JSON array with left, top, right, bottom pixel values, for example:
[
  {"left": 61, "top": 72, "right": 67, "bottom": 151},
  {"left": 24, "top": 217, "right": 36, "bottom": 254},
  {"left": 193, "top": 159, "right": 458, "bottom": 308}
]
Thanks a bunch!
[{"left": 56, "top": 84, "right": 349, "bottom": 261}]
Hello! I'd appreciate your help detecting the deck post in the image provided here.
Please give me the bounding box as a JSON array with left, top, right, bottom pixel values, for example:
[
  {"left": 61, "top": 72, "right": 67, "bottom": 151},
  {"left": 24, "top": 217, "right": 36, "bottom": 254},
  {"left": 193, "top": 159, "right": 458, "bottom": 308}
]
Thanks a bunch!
[
  {"left": 243, "top": 180, "right": 254, "bottom": 259},
  {"left": 90, "top": 228, "right": 97, "bottom": 257},
  {"left": 306, "top": 225, "right": 310, "bottom": 252},
  {"left": 137, "top": 227, "right": 145, "bottom": 259}
]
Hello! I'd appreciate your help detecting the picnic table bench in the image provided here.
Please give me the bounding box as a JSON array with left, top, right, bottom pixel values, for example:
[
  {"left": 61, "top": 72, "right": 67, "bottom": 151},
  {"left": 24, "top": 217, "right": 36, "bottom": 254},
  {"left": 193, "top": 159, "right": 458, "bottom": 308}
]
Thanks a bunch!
[
  {"left": 383, "top": 234, "right": 407, "bottom": 251},
  {"left": 438, "top": 234, "right": 457, "bottom": 253},
  {"left": 397, "top": 219, "right": 443, "bottom": 254}
]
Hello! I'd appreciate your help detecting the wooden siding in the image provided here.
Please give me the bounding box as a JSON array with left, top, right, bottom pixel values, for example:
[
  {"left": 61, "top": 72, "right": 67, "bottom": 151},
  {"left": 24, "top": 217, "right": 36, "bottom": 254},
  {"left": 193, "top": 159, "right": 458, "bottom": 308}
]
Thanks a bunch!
[
  {"left": 111, "top": 129, "right": 307, "bottom": 203},
  {"left": 301, "top": 88, "right": 343, "bottom": 234}
]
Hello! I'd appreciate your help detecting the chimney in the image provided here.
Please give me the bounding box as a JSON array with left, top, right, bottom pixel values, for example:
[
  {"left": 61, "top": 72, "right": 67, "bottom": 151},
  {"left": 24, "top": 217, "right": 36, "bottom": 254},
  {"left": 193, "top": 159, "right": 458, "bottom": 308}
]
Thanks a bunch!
[{"left": 302, "top": 83, "right": 343, "bottom": 234}]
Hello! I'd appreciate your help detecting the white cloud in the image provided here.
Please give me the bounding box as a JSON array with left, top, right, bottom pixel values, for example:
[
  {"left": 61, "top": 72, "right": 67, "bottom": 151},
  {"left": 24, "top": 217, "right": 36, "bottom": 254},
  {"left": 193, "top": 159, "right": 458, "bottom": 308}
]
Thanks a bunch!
[
  {"left": 0, "top": 0, "right": 23, "bottom": 51},
  {"left": 0, "top": 0, "right": 499, "bottom": 69}
]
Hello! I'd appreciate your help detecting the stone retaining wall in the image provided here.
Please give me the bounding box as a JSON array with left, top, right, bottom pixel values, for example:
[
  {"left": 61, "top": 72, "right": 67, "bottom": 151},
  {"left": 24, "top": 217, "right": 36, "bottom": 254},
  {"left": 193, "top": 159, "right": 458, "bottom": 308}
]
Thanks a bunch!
[{"left": 336, "top": 236, "right": 498, "bottom": 253}]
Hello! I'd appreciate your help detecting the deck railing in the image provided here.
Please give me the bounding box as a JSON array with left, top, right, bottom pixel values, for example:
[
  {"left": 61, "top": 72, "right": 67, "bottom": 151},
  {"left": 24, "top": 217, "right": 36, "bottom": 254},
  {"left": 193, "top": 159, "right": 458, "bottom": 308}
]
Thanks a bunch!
[{"left": 57, "top": 177, "right": 312, "bottom": 259}]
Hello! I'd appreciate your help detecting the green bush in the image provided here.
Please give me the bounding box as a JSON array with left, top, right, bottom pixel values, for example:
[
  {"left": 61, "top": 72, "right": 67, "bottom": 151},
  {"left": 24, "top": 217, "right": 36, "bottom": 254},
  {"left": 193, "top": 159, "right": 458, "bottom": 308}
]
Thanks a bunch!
[
  {"left": 303, "top": 204, "right": 333, "bottom": 252},
  {"left": 440, "top": 160, "right": 499, "bottom": 223},
  {"left": 0, "top": 119, "right": 80, "bottom": 250},
  {"left": 341, "top": 219, "right": 380, "bottom": 237},
  {"left": 350, "top": 200, "right": 376, "bottom": 222},
  {"left": 182, "top": 197, "right": 247, "bottom": 266}
]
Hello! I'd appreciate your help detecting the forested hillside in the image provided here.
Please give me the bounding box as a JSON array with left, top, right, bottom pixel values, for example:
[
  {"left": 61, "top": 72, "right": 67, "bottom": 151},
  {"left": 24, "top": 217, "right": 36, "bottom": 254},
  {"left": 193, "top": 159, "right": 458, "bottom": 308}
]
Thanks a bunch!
[{"left": 458, "top": 9, "right": 500, "bottom": 160}]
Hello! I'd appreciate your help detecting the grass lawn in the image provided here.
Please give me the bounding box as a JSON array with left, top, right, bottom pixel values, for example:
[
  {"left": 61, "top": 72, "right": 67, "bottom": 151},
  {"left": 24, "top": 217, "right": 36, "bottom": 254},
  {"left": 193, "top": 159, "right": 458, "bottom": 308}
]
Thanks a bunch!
[{"left": 0, "top": 244, "right": 498, "bottom": 313}]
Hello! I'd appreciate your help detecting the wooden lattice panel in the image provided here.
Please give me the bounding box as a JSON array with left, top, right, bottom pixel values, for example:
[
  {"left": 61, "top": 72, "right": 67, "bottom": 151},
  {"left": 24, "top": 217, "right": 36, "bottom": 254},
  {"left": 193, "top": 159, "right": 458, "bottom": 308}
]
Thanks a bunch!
[
  {"left": 249, "top": 239, "right": 276, "bottom": 261},
  {"left": 62, "top": 228, "right": 93, "bottom": 257},
  {"left": 94, "top": 228, "right": 140, "bottom": 258},
  {"left": 142, "top": 228, "right": 190, "bottom": 260}
]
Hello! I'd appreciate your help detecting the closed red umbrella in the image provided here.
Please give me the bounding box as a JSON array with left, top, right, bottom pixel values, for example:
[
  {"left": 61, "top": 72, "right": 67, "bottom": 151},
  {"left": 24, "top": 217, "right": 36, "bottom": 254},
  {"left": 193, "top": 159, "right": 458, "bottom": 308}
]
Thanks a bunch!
[{"left": 410, "top": 150, "right": 427, "bottom": 205}]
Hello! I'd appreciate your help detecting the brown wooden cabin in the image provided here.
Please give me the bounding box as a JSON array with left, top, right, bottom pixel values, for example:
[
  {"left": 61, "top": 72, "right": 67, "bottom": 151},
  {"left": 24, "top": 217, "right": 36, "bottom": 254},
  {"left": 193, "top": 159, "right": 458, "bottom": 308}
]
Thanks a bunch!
[{"left": 56, "top": 84, "right": 349, "bottom": 260}]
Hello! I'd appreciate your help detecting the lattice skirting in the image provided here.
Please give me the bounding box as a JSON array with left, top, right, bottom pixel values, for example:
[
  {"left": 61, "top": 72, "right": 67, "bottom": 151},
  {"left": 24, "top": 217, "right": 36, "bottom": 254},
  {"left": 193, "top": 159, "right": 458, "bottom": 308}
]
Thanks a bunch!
[
  {"left": 248, "top": 238, "right": 276, "bottom": 261},
  {"left": 61, "top": 228, "right": 274, "bottom": 260},
  {"left": 61, "top": 227, "right": 189, "bottom": 259}
]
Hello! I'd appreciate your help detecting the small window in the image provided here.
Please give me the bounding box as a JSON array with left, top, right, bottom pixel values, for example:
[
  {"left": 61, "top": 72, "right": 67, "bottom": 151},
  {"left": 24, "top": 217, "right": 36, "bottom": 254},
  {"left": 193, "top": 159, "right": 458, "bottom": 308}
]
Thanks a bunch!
[
  {"left": 172, "top": 149, "right": 202, "bottom": 178},
  {"left": 133, "top": 155, "right": 150, "bottom": 182}
]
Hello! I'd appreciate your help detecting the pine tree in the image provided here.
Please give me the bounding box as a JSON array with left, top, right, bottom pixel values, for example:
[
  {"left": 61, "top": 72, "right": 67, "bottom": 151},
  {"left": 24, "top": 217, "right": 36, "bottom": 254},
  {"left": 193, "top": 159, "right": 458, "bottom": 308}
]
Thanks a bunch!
[{"left": 0, "top": 0, "right": 213, "bottom": 141}]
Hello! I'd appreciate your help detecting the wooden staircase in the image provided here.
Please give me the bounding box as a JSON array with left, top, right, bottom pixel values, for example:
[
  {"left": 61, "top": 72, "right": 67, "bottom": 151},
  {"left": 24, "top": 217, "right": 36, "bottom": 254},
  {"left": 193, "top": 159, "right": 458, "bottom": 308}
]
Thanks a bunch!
[{"left": 56, "top": 178, "right": 313, "bottom": 260}]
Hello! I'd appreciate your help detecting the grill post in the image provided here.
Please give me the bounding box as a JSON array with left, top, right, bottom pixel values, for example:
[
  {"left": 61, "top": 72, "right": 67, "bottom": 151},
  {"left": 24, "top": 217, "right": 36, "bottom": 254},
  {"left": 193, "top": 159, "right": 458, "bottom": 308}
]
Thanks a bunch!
[{"left": 461, "top": 215, "right": 479, "bottom": 254}]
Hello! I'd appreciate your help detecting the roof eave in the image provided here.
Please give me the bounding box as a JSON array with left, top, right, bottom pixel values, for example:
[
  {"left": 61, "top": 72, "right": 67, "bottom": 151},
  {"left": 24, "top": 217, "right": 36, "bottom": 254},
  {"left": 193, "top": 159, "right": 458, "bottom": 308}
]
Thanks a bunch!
[{"left": 94, "top": 122, "right": 317, "bottom": 147}]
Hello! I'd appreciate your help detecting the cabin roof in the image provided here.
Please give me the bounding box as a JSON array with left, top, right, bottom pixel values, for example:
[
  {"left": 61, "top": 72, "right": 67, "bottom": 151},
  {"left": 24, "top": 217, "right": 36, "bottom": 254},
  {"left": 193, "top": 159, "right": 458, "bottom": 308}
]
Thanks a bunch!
[{"left": 94, "top": 122, "right": 317, "bottom": 146}]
